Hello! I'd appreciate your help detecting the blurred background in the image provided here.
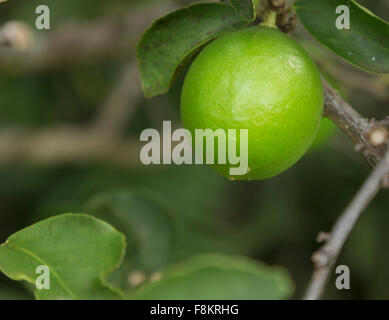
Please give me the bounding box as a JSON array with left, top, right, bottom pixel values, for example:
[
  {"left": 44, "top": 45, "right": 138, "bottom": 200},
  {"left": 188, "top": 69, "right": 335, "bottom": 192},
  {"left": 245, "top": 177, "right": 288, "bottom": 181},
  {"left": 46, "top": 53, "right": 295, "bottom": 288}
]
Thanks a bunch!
[{"left": 0, "top": 0, "right": 388, "bottom": 299}]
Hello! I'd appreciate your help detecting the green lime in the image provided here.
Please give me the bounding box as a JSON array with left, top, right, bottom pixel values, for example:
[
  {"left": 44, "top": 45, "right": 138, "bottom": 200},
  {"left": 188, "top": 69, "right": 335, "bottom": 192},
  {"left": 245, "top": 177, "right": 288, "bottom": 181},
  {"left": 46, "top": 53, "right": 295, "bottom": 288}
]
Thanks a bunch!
[{"left": 181, "top": 27, "right": 323, "bottom": 180}]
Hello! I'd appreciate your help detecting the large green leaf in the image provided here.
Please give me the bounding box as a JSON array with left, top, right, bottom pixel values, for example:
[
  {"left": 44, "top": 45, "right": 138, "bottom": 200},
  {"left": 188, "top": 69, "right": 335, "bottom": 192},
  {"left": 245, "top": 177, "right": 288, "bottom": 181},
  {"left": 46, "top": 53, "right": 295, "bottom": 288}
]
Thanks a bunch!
[
  {"left": 0, "top": 214, "right": 125, "bottom": 300},
  {"left": 130, "top": 254, "right": 294, "bottom": 299},
  {"left": 295, "top": 0, "right": 389, "bottom": 74},
  {"left": 85, "top": 188, "right": 180, "bottom": 288},
  {"left": 231, "top": 0, "right": 257, "bottom": 22},
  {"left": 137, "top": 2, "right": 247, "bottom": 98}
]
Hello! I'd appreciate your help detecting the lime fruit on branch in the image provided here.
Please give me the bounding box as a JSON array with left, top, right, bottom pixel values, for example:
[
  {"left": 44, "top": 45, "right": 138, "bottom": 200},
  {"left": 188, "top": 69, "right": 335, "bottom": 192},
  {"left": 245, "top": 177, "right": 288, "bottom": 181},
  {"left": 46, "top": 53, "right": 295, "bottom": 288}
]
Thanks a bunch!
[{"left": 181, "top": 27, "right": 323, "bottom": 180}]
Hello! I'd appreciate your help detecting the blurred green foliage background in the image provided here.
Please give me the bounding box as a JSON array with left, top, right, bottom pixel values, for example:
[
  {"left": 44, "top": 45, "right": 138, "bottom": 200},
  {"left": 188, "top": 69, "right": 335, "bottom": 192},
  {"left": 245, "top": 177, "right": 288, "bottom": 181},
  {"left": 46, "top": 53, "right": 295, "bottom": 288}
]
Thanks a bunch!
[{"left": 0, "top": 0, "right": 388, "bottom": 299}]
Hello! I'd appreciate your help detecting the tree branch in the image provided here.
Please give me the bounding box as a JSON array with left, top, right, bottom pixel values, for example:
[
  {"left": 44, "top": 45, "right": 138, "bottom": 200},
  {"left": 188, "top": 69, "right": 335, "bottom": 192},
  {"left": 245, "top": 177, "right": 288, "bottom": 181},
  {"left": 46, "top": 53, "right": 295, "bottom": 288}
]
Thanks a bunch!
[
  {"left": 302, "top": 78, "right": 389, "bottom": 299},
  {"left": 322, "top": 78, "right": 389, "bottom": 167},
  {"left": 303, "top": 148, "right": 389, "bottom": 300}
]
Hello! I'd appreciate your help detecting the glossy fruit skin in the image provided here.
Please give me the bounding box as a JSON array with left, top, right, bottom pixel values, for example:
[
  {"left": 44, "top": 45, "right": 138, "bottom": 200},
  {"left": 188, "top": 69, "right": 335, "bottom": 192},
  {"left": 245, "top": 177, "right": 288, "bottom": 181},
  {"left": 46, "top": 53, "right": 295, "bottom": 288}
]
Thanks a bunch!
[{"left": 181, "top": 27, "right": 323, "bottom": 180}]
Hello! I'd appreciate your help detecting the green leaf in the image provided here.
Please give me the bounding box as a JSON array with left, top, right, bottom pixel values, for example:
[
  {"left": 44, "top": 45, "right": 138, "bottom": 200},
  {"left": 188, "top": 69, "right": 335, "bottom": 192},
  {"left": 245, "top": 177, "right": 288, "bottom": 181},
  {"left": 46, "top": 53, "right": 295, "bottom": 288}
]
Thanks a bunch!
[
  {"left": 85, "top": 189, "right": 180, "bottom": 281},
  {"left": 130, "top": 254, "right": 294, "bottom": 299},
  {"left": 137, "top": 2, "right": 247, "bottom": 98},
  {"left": 295, "top": 0, "right": 389, "bottom": 74},
  {"left": 231, "top": 0, "right": 257, "bottom": 22},
  {"left": 0, "top": 214, "right": 126, "bottom": 300}
]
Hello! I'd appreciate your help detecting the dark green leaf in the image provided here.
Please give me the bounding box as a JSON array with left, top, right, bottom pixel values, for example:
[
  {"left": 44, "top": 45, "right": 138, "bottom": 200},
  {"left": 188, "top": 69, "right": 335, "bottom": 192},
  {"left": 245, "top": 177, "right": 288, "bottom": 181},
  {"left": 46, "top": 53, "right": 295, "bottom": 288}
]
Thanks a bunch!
[
  {"left": 130, "top": 254, "right": 294, "bottom": 299},
  {"left": 231, "top": 0, "right": 257, "bottom": 22},
  {"left": 295, "top": 0, "right": 389, "bottom": 74},
  {"left": 137, "top": 2, "right": 247, "bottom": 98},
  {"left": 0, "top": 214, "right": 125, "bottom": 300}
]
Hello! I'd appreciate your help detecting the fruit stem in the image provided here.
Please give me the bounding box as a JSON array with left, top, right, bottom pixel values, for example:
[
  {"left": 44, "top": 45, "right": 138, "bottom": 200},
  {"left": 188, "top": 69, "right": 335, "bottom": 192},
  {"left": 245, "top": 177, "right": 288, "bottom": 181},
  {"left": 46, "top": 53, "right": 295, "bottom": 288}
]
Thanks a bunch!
[{"left": 260, "top": 10, "right": 278, "bottom": 28}]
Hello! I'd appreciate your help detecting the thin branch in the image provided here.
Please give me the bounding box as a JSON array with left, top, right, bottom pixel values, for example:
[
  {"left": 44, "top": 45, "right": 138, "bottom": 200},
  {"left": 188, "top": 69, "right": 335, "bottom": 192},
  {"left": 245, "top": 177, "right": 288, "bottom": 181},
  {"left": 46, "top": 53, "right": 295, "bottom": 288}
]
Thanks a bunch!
[
  {"left": 322, "top": 78, "right": 388, "bottom": 167},
  {"left": 323, "top": 78, "right": 370, "bottom": 143},
  {"left": 302, "top": 79, "right": 389, "bottom": 299},
  {"left": 303, "top": 148, "right": 389, "bottom": 300}
]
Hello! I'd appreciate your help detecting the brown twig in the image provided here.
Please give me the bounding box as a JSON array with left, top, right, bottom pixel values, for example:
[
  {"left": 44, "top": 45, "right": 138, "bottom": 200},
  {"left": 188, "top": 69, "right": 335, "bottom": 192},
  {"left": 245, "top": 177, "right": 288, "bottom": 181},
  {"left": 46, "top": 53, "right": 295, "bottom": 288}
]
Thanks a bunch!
[
  {"left": 304, "top": 148, "right": 389, "bottom": 300},
  {"left": 322, "top": 78, "right": 389, "bottom": 167},
  {"left": 302, "top": 79, "right": 389, "bottom": 299}
]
